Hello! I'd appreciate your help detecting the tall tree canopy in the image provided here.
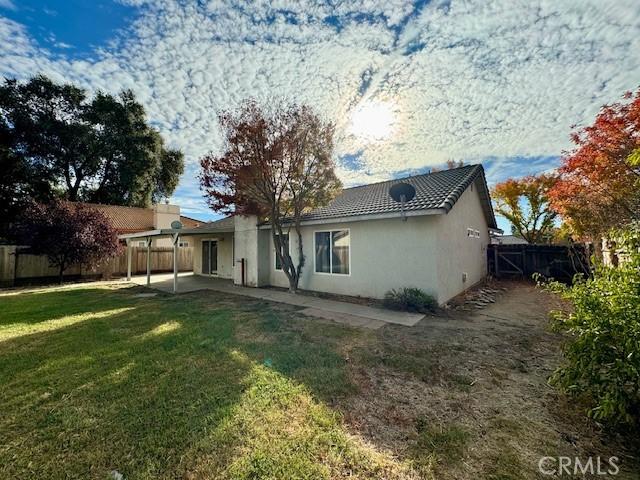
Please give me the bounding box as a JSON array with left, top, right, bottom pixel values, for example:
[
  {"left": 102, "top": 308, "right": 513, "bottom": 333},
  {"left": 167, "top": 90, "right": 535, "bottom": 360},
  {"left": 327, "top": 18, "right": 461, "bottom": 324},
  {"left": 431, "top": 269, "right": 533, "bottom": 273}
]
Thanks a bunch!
[
  {"left": 199, "top": 100, "right": 342, "bottom": 292},
  {"left": 492, "top": 174, "right": 558, "bottom": 244},
  {"left": 0, "top": 75, "right": 184, "bottom": 236},
  {"left": 548, "top": 89, "right": 640, "bottom": 238}
]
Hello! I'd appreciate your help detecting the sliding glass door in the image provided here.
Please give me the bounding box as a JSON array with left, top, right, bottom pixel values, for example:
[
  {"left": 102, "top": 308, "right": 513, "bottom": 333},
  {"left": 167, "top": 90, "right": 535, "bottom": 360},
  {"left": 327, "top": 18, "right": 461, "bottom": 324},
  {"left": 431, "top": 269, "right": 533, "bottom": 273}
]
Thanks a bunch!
[{"left": 201, "top": 240, "right": 218, "bottom": 275}]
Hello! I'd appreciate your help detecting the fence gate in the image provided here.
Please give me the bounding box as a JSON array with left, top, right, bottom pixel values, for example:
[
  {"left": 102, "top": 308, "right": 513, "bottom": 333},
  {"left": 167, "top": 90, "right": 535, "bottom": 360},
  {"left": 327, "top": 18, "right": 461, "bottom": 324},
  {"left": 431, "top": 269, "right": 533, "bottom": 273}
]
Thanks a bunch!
[
  {"left": 492, "top": 248, "right": 524, "bottom": 276},
  {"left": 488, "top": 244, "right": 590, "bottom": 282}
]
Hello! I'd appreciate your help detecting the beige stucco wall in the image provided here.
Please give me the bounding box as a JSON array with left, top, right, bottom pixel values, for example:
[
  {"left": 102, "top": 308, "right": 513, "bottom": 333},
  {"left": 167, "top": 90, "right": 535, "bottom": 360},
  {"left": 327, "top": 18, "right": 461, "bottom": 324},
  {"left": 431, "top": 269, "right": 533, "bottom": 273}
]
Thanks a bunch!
[
  {"left": 265, "top": 215, "right": 441, "bottom": 299},
  {"left": 214, "top": 184, "right": 490, "bottom": 303},
  {"left": 153, "top": 204, "right": 180, "bottom": 229},
  {"left": 150, "top": 204, "right": 181, "bottom": 247},
  {"left": 257, "top": 181, "right": 489, "bottom": 303},
  {"left": 191, "top": 233, "right": 234, "bottom": 279},
  {"left": 233, "top": 215, "right": 261, "bottom": 286},
  {"left": 434, "top": 179, "right": 490, "bottom": 303}
]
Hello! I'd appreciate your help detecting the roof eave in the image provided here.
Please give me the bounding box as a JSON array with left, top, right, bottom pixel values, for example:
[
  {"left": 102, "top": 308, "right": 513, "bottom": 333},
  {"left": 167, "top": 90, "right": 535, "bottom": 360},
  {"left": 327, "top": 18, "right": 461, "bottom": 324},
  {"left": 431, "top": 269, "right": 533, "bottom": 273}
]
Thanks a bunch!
[
  {"left": 118, "top": 225, "right": 236, "bottom": 240},
  {"left": 258, "top": 208, "right": 446, "bottom": 229}
]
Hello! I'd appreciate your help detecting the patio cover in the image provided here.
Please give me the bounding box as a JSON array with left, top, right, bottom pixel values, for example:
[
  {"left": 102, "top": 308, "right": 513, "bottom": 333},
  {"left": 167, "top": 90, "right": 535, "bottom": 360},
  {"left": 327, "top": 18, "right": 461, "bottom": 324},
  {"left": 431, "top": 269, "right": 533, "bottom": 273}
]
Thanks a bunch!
[{"left": 118, "top": 219, "right": 234, "bottom": 293}]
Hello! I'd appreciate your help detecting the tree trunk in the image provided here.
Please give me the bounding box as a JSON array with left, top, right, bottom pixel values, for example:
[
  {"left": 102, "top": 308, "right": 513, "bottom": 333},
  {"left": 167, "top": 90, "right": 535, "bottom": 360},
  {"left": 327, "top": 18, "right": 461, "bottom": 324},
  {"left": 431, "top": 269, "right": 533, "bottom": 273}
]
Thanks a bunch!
[
  {"left": 293, "top": 221, "right": 305, "bottom": 290},
  {"left": 270, "top": 220, "right": 299, "bottom": 293},
  {"left": 58, "top": 264, "right": 65, "bottom": 284}
]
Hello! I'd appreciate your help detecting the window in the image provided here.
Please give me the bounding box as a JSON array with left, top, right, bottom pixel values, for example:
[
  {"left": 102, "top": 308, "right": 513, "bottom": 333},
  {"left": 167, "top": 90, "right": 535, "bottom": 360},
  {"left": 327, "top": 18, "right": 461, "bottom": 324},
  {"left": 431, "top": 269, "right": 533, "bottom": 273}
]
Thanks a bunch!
[
  {"left": 178, "top": 241, "right": 189, "bottom": 248},
  {"left": 274, "top": 233, "right": 290, "bottom": 270},
  {"left": 137, "top": 241, "right": 147, "bottom": 247},
  {"left": 315, "top": 230, "right": 350, "bottom": 275}
]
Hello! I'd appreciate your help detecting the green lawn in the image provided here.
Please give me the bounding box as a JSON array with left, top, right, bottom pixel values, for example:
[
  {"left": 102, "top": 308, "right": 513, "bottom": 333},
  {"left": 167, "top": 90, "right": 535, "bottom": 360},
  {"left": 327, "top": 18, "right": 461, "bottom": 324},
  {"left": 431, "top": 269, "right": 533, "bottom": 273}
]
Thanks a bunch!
[
  {"left": 0, "top": 285, "right": 415, "bottom": 480},
  {"left": 2, "top": 284, "right": 637, "bottom": 479}
]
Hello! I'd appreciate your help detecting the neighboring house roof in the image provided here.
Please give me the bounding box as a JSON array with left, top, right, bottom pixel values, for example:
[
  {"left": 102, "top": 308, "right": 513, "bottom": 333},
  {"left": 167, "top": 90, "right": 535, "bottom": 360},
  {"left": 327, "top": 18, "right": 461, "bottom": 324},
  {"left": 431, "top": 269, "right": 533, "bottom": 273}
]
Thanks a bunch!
[
  {"left": 70, "top": 202, "right": 202, "bottom": 233},
  {"left": 179, "top": 215, "right": 203, "bottom": 228},
  {"left": 80, "top": 203, "right": 155, "bottom": 233},
  {"left": 491, "top": 234, "right": 529, "bottom": 245},
  {"left": 296, "top": 164, "right": 497, "bottom": 228},
  {"left": 188, "top": 216, "right": 234, "bottom": 233}
]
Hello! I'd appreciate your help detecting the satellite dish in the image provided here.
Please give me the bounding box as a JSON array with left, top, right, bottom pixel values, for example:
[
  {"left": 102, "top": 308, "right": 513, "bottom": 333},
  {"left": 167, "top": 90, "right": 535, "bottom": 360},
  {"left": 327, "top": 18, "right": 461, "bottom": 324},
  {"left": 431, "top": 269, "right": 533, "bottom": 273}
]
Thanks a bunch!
[
  {"left": 171, "top": 220, "right": 183, "bottom": 230},
  {"left": 389, "top": 183, "right": 416, "bottom": 222},
  {"left": 389, "top": 183, "right": 416, "bottom": 203}
]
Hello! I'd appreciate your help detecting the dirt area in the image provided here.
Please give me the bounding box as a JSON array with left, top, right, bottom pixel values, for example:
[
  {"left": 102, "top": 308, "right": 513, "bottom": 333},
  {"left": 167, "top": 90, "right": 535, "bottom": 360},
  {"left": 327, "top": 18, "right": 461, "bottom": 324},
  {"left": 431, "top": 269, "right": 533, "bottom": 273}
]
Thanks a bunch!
[{"left": 338, "top": 281, "right": 640, "bottom": 479}]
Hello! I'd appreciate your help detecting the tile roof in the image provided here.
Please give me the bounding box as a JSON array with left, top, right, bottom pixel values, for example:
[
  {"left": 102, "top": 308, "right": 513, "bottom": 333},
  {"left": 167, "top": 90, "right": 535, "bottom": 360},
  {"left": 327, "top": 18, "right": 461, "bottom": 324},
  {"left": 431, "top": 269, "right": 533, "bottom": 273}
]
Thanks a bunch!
[
  {"left": 179, "top": 215, "right": 203, "bottom": 228},
  {"left": 81, "top": 203, "right": 154, "bottom": 233},
  {"left": 187, "top": 216, "right": 234, "bottom": 232},
  {"left": 300, "top": 164, "right": 497, "bottom": 228},
  {"left": 70, "top": 202, "right": 204, "bottom": 232}
]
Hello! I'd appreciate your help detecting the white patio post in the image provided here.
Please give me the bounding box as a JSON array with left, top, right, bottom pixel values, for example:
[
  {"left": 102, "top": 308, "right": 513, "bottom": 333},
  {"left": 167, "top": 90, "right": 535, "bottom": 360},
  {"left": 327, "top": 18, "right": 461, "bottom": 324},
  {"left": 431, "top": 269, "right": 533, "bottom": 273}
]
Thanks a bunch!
[
  {"left": 172, "top": 233, "right": 179, "bottom": 293},
  {"left": 146, "top": 236, "right": 151, "bottom": 287},
  {"left": 126, "top": 239, "right": 132, "bottom": 281}
]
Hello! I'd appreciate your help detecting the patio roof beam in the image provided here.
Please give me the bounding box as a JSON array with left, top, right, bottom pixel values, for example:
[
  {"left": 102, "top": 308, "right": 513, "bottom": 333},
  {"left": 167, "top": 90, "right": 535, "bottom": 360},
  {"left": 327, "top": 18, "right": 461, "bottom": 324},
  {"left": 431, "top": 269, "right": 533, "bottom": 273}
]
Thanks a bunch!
[{"left": 118, "top": 227, "right": 234, "bottom": 241}]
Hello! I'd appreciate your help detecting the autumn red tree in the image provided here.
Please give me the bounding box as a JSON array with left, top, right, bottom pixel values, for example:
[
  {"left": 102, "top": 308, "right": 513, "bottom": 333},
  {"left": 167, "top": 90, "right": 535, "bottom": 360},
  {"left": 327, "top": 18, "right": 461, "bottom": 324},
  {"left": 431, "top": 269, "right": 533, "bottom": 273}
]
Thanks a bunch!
[
  {"left": 199, "top": 100, "right": 342, "bottom": 292},
  {"left": 491, "top": 174, "right": 558, "bottom": 244},
  {"left": 548, "top": 89, "right": 640, "bottom": 238},
  {"left": 16, "top": 201, "right": 122, "bottom": 283}
]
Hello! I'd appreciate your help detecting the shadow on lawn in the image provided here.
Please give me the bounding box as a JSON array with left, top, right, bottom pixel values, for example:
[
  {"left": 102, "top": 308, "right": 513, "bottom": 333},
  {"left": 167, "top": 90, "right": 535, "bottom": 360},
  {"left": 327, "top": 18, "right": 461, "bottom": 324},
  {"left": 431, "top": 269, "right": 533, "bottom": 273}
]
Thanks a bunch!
[
  {"left": 0, "top": 287, "right": 135, "bottom": 326},
  {"left": 0, "top": 286, "right": 382, "bottom": 479}
]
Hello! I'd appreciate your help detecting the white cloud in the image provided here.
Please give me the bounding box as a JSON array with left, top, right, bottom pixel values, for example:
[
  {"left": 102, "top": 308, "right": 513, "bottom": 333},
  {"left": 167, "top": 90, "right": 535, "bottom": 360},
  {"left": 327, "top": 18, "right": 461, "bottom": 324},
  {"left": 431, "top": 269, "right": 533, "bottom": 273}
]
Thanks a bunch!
[
  {"left": 1, "top": 0, "right": 639, "bottom": 214},
  {"left": 0, "top": 0, "right": 16, "bottom": 11}
]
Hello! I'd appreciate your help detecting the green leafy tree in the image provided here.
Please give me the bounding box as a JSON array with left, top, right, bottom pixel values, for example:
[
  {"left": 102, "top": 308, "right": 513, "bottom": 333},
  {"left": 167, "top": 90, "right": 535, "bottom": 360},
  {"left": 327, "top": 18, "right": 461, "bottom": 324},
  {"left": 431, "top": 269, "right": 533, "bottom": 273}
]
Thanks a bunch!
[
  {"left": 542, "top": 224, "right": 640, "bottom": 426},
  {"left": 85, "top": 90, "right": 183, "bottom": 205},
  {"left": 491, "top": 174, "right": 558, "bottom": 244},
  {"left": 0, "top": 75, "right": 184, "bottom": 236}
]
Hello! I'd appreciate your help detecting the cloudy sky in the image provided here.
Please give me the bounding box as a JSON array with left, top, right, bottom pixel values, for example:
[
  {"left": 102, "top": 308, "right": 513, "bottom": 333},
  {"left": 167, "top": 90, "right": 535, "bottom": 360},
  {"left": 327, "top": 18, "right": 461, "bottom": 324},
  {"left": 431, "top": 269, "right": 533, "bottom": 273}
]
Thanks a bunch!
[{"left": 1, "top": 0, "right": 639, "bottom": 229}]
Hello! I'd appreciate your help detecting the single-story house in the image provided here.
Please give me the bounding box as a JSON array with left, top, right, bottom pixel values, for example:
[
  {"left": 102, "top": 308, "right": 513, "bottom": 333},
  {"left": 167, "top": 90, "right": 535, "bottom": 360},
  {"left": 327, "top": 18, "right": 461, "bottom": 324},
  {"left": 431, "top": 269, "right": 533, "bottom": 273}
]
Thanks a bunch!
[
  {"left": 75, "top": 202, "right": 201, "bottom": 247},
  {"left": 120, "top": 164, "right": 498, "bottom": 304}
]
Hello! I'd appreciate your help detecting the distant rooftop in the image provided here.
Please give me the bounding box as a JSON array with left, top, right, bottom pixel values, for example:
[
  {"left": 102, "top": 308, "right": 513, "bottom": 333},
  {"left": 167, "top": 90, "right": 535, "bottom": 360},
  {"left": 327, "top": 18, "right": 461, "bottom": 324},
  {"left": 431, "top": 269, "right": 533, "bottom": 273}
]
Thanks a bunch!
[{"left": 69, "top": 202, "right": 202, "bottom": 233}]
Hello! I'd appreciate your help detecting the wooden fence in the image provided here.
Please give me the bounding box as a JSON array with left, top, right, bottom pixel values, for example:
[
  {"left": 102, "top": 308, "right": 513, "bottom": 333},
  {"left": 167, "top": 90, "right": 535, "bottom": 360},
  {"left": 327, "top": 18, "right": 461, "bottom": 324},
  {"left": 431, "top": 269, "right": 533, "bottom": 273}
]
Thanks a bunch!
[
  {"left": 488, "top": 244, "right": 591, "bottom": 282},
  {"left": 0, "top": 246, "right": 193, "bottom": 287}
]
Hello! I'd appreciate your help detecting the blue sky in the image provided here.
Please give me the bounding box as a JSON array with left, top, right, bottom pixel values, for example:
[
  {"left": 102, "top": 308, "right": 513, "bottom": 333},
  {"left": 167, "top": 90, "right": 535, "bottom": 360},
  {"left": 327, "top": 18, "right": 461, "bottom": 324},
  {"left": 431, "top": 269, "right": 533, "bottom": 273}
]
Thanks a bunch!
[{"left": 1, "top": 0, "right": 639, "bottom": 231}]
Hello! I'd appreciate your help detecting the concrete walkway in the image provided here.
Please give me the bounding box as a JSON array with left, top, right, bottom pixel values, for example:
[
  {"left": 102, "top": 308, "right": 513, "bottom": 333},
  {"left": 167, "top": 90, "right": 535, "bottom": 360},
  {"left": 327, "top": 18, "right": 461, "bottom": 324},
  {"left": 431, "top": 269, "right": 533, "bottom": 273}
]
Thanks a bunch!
[{"left": 128, "top": 273, "right": 424, "bottom": 329}]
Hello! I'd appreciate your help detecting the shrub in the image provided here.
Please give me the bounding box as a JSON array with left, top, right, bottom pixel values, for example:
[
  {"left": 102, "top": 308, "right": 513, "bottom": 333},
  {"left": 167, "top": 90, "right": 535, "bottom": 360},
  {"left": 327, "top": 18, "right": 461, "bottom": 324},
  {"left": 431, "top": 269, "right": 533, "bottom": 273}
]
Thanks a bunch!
[
  {"left": 383, "top": 287, "right": 437, "bottom": 313},
  {"left": 16, "top": 200, "right": 122, "bottom": 284},
  {"left": 541, "top": 225, "right": 640, "bottom": 426}
]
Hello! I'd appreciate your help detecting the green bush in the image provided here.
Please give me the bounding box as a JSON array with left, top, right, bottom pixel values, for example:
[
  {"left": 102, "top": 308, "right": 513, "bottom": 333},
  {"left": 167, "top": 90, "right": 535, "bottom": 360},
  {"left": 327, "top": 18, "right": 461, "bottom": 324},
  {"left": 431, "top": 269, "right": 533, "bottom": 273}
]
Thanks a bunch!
[
  {"left": 542, "top": 225, "right": 640, "bottom": 426},
  {"left": 383, "top": 287, "right": 437, "bottom": 313}
]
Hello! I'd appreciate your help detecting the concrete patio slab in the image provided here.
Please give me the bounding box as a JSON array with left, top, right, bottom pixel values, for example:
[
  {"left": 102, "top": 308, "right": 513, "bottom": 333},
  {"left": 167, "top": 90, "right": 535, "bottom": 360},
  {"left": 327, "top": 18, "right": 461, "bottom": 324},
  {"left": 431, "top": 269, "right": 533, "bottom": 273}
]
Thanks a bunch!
[{"left": 127, "top": 273, "right": 424, "bottom": 328}]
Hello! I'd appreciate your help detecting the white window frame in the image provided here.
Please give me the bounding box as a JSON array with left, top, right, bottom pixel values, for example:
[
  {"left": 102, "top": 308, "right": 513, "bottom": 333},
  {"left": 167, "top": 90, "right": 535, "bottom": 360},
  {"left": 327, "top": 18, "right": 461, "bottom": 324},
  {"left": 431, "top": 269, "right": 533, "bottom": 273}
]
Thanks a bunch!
[
  {"left": 178, "top": 240, "right": 190, "bottom": 248},
  {"left": 313, "top": 228, "right": 351, "bottom": 276},
  {"left": 274, "top": 232, "right": 291, "bottom": 271},
  {"left": 137, "top": 241, "right": 147, "bottom": 248}
]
